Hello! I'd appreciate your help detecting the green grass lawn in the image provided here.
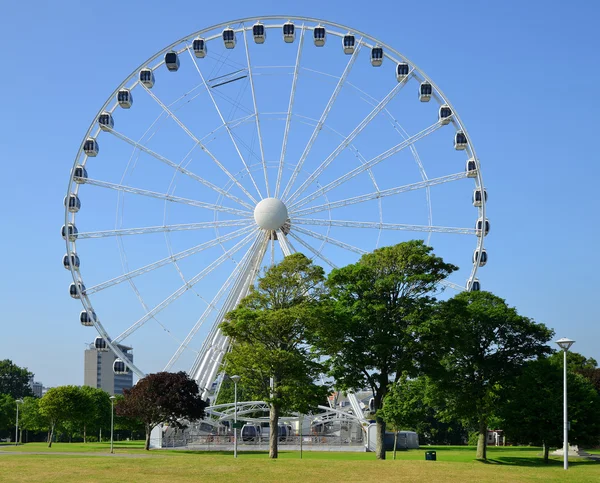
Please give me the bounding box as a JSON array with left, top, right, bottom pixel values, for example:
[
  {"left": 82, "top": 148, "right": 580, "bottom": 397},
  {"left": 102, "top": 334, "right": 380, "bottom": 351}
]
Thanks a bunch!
[{"left": 1, "top": 442, "right": 599, "bottom": 482}]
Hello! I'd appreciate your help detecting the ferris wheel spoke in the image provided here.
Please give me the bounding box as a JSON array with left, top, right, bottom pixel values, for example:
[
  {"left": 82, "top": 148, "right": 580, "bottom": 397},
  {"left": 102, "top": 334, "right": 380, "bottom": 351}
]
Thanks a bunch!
[
  {"left": 275, "top": 25, "right": 305, "bottom": 198},
  {"left": 77, "top": 219, "right": 251, "bottom": 239},
  {"left": 285, "top": 70, "right": 414, "bottom": 205},
  {"left": 164, "top": 234, "right": 257, "bottom": 371},
  {"left": 288, "top": 231, "right": 338, "bottom": 269},
  {"left": 289, "top": 119, "right": 442, "bottom": 211},
  {"left": 185, "top": 45, "right": 264, "bottom": 201},
  {"left": 290, "top": 172, "right": 467, "bottom": 217},
  {"left": 277, "top": 231, "right": 295, "bottom": 257},
  {"left": 292, "top": 226, "right": 366, "bottom": 255},
  {"left": 102, "top": 126, "right": 255, "bottom": 211},
  {"left": 242, "top": 25, "right": 270, "bottom": 197},
  {"left": 191, "top": 232, "right": 269, "bottom": 387},
  {"left": 294, "top": 218, "right": 477, "bottom": 235},
  {"left": 140, "top": 82, "right": 259, "bottom": 204},
  {"left": 85, "top": 225, "right": 256, "bottom": 295},
  {"left": 81, "top": 177, "right": 252, "bottom": 218},
  {"left": 281, "top": 39, "right": 363, "bottom": 201},
  {"left": 113, "top": 229, "right": 258, "bottom": 344},
  {"left": 439, "top": 280, "right": 465, "bottom": 292}
]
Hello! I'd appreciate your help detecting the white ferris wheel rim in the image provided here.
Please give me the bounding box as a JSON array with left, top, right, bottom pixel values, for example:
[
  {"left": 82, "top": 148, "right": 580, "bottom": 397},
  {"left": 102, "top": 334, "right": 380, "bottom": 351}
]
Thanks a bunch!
[{"left": 64, "top": 15, "right": 486, "bottom": 382}]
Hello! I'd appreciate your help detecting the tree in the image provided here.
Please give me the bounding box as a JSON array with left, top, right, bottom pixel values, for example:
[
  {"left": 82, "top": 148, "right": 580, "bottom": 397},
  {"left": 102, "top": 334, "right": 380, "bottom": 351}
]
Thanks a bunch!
[
  {"left": 220, "top": 253, "right": 329, "bottom": 459},
  {"left": 116, "top": 371, "right": 207, "bottom": 450},
  {"left": 499, "top": 357, "right": 600, "bottom": 462},
  {"left": 0, "top": 394, "right": 15, "bottom": 434},
  {"left": 424, "top": 291, "right": 554, "bottom": 460},
  {"left": 38, "top": 386, "right": 88, "bottom": 447},
  {"left": 79, "top": 387, "right": 111, "bottom": 443},
  {"left": 549, "top": 351, "right": 597, "bottom": 372},
  {"left": 0, "top": 360, "right": 33, "bottom": 399},
  {"left": 315, "top": 241, "right": 457, "bottom": 459},
  {"left": 19, "top": 396, "right": 49, "bottom": 441},
  {"left": 380, "top": 376, "right": 467, "bottom": 447}
]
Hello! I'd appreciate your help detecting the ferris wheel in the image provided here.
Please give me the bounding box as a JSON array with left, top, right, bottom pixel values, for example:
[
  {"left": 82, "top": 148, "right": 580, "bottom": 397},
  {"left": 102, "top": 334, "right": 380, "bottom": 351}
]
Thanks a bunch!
[{"left": 63, "top": 16, "right": 488, "bottom": 392}]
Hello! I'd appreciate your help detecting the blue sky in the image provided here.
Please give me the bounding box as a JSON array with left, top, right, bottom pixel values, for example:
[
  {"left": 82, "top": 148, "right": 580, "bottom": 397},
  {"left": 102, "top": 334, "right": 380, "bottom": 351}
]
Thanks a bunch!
[{"left": 0, "top": 0, "right": 598, "bottom": 387}]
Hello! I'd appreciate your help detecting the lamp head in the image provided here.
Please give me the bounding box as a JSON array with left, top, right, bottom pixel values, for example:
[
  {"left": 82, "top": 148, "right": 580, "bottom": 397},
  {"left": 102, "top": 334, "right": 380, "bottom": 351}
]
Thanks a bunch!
[
  {"left": 110, "top": 395, "right": 116, "bottom": 401},
  {"left": 556, "top": 337, "right": 575, "bottom": 351},
  {"left": 230, "top": 375, "right": 241, "bottom": 383}
]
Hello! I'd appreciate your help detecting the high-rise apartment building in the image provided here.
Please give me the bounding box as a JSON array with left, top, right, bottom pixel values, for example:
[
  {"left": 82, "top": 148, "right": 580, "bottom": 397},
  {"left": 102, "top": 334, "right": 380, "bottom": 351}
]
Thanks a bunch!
[{"left": 83, "top": 343, "right": 133, "bottom": 395}]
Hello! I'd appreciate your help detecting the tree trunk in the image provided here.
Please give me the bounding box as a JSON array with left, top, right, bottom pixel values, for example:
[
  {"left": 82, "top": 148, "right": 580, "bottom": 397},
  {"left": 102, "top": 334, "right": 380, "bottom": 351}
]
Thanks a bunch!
[
  {"left": 145, "top": 424, "right": 151, "bottom": 451},
  {"left": 393, "top": 431, "right": 398, "bottom": 460},
  {"left": 476, "top": 418, "right": 487, "bottom": 460},
  {"left": 375, "top": 414, "right": 386, "bottom": 460},
  {"left": 48, "top": 424, "right": 55, "bottom": 448},
  {"left": 543, "top": 442, "right": 550, "bottom": 464},
  {"left": 269, "top": 402, "right": 280, "bottom": 459}
]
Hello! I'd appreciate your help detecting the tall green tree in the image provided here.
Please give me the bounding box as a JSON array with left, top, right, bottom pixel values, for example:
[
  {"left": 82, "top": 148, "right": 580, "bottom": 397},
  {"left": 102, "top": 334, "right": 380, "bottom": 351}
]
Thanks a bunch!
[
  {"left": 424, "top": 291, "right": 553, "bottom": 460},
  {"left": 220, "top": 253, "right": 329, "bottom": 459},
  {"left": 79, "top": 387, "right": 111, "bottom": 443},
  {"left": 499, "top": 356, "right": 600, "bottom": 462},
  {"left": 380, "top": 376, "right": 467, "bottom": 446},
  {"left": 19, "top": 396, "right": 49, "bottom": 439},
  {"left": 0, "top": 360, "right": 33, "bottom": 399},
  {"left": 0, "top": 394, "right": 16, "bottom": 434},
  {"left": 39, "top": 386, "right": 88, "bottom": 447},
  {"left": 315, "top": 241, "right": 457, "bottom": 459},
  {"left": 117, "top": 371, "right": 207, "bottom": 450}
]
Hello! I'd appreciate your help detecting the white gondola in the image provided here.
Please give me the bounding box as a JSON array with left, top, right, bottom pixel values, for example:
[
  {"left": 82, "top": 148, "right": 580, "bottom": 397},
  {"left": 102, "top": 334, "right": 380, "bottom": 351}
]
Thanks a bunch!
[
  {"left": 466, "top": 158, "right": 477, "bottom": 178},
  {"left": 117, "top": 88, "right": 133, "bottom": 109},
  {"left": 371, "top": 46, "right": 383, "bottom": 66},
  {"left": 61, "top": 223, "right": 78, "bottom": 241},
  {"left": 455, "top": 131, "right": 468, "bottom": 150},
  {"left": 165, "top": 51, "right": 180, "bottom": 72},
  {"left": 472, "top": 188, "right": 487, "bottom": 207},
  {"left": 74, "top": 165, "right": 88, "bottom": 183},
  {"left": 94, "top": 336, "right": 108, "bottom": 351},
  {"left": 192, "top": 37, "right": 207, "bottom": 57},
  {"left": 63, "top": 252, "right": 80, "bottom": 270},
  {"left": 342, "top": 34, "right": 355, "bottom": 54},
  {"left": 253, "top": 22, "right": 266, "bottom": 44},
  {"left": 313, "top": 25, "right": 326, "bottom": 46},
  {"left": 83, "top": 138, "right": 99, "bottom": 157},
  {"left": 473, "top": 248, "right": 488, "bottom": 267},
  {"left": 98, "top": 112, "right": 114, "bottom": 131},
  {"left": 419, "top": 81, "right": 432, "bottom": 102},
  {"left": 476, "top": 217, "right": 490, "bottom": 237},
  {"left": 80, "top": 310, "right": 96, "bottom": 327},
  {"left": 467, "top": 278, "right": 481, "bottom": 292},
  {"left": 439, "top": 104, "right": 452, "bottom": 125},
  {"left": 64, "top": 194, "right": 81, "bottom": 213},
  {"left": 396, "top": 62, "right": 409, "bottom": 81},
  {"left": 223, "top": 28, "right": 236, "bottom": 49},
  {"left": 139, "top": 68, "right": 155, "bottom": 88},
  {"left": 283, "top": 21, "right": 295, "bottom": 43},
  {"left": 113, "top": 359, "right": 130, "bottom": 375},
  {"left": 69, "top": 281, "right": 86, "bottom": 299}
]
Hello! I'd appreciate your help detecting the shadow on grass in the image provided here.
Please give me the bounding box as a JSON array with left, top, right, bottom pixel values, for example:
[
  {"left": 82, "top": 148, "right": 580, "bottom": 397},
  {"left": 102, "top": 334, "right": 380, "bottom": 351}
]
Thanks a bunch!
[{"left": 482, "top": 456, "right": 600, "bottom": 467}]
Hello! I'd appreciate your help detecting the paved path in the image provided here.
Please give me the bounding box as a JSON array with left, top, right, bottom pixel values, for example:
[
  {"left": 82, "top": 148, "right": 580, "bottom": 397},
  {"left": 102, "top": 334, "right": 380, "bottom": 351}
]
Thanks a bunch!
[{"left": 0, "top": 449, "right": 155, "bottom": 458}]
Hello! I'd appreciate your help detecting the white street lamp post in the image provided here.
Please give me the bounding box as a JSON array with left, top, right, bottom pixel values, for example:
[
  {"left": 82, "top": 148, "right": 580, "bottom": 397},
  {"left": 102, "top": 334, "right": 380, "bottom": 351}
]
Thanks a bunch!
[
  {"left": 555, "top": 337, "right": 575, "bottom": 470},
  {"left": 109, "top": 395, "right": 116, "bottom": 454},
  {"left": 230, "top": 375, "right": 241, "bottom": 458},
  {"left": 15, "top": 399, "right": 23, "bottom": 446}
]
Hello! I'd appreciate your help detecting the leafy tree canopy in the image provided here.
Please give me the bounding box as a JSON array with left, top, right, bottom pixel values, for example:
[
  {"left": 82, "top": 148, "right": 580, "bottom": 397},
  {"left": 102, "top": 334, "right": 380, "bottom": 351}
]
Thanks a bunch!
[
  {"left": 38, "top": 385, "right": 88, "bottom": 447},
  {"left": 423, "top": 291, "right": 554, "bottom": 460},
  {"left": 499, "top": 356, "right": 600, "bottom": 462},
  {"left": 0, "top": 359, "right": 33, "bottom": 399},
  {"left": 117, "top": 371, "right": 207, "bottom": 450},
  {"left": 221, "top": 253, "right": 329, "bottom": 458},
  {"left": 314, "top": 240, "right": 457, "bottom": 459}
]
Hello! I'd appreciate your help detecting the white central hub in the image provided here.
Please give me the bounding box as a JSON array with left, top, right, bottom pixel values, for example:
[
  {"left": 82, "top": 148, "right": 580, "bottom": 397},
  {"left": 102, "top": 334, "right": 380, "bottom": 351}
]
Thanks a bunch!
[{"left": 254, "top": 197, "right": 288, "bottom": 231}]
